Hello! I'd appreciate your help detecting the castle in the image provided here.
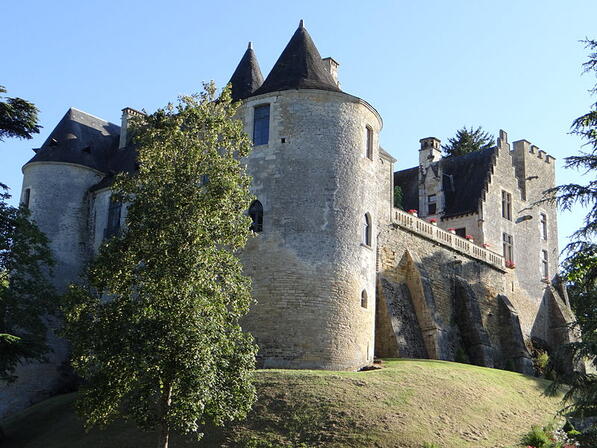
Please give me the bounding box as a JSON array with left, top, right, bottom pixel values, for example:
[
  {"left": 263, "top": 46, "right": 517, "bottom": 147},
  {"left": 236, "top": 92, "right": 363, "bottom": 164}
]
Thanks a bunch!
[{"left": 1, "top": 21, "right": 576, "bottom": 417}]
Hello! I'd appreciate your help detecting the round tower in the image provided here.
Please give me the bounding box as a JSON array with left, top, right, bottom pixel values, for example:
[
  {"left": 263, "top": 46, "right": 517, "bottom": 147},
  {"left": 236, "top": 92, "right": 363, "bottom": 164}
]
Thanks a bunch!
[
  {"left": 20, "top": 108, "right": 120, "bottom": 291},
  {"left": 231, "top": 22, "right": 384, "bottom": 370}
]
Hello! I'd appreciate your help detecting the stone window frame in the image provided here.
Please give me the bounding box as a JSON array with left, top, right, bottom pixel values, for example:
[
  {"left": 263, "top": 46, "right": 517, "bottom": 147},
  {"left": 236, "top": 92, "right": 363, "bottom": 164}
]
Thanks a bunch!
[
  {"left": 427, "top": 193, "right": 437, "bottom": 215},
  {"left": 539, "top": 212, "right": 548, "bottom": 240},
  {"left": 360, "top": 289, "right": 368, "bottom": 308},
  {"left": 104, "top": 194, "right": 122, "bottom": 239},
  {"left": 502, "top": 232, "right": 514, "bottom": 263},
  {"left": 362, "top": 213, "right": 372, "bottom": 247},
  {"left": 501, "top": 190, "right": 512, "bottom": 221},
  {"left": 22, "top": 187, "right": 31, "bottom": 209},
  {"left": 541, "top": 249, "right": 549, "bottom": 278},
  {"left": 365, "top": 125, "right": 374, "bottom": 160},
  {"left": 253, "top": 104, "right": 270, "bottom": 146},
  {"left": 249, "top": 199, "right": 263, "bottom": 233}
]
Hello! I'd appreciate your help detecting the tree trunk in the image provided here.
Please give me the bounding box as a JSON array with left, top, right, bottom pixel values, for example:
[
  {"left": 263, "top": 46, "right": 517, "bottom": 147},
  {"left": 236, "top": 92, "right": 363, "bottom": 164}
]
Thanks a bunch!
[{"left": 157, "top": 383, "right": 172, "bottom": 448}]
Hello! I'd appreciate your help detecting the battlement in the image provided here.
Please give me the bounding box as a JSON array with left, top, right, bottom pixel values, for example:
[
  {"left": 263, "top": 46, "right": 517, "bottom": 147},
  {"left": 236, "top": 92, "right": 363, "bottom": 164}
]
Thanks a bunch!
[
  {"left": 512, "top": 139, "right": 555, "bottom": 164},
  {"left": 391, "top": 208, "right": 505, "bottom": 270}
]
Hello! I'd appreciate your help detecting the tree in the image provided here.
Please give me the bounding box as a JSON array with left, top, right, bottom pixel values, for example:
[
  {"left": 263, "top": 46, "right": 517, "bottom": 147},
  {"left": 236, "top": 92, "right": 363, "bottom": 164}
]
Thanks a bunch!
[
  {"left": 442, "top": 126, "right": 495, "bottom": 157},
  {"left": 0, "top": 186, "right": 56, "bottom": 383},
  {"left": 0, "top": 85, "right": 41, "bottom": 141},
  {"left": 544, "top": 39, "right": 597, "bottom": 443},
  {"left": 62, "top": 83, "right": 258, "bottom": 448}
]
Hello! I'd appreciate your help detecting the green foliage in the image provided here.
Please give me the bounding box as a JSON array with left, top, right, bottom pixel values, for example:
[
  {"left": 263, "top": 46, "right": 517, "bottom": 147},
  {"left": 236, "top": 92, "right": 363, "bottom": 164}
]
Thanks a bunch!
[
  {"left": 0, "top": 85, "right": 41, "bottom": 141},
  {"left": 61, "top": 83, "right": 258, "bottom": 447},
  {"left": 393, "top": 185, "right": 404, "bottom": 209},
  {"left": 521, "top": 425, "right": 552, "bottom": 447},
  {"left": 422, "top": 443, "right": 441, "bottom": 448},
  {"left": 542, "top": 41, "right": 597, "bottom": 434},
  {"left": 441, "top": 126, "right": 494, "bottom": 157},
  {"left": 0, "top": 185, "right": 56, "bottom": 383}
]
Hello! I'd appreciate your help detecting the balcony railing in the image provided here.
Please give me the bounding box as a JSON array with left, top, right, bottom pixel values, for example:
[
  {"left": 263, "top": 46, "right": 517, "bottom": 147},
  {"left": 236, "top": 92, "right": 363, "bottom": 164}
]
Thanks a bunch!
[{"left": 392, "top": 208, "right": 505, "bottom": 270}]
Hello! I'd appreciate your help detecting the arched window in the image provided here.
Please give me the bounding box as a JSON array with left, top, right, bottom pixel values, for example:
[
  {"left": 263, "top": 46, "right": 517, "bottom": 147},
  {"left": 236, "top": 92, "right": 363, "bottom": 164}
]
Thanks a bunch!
[
  {"left": 361, "top": 289, "right": 368, "bottom": 308},
  {"left": 363, "top": 213, "right": 371, "bottom": 246},
  {"left": 249, "top": 200, "right": 263, "bottom": 233}
]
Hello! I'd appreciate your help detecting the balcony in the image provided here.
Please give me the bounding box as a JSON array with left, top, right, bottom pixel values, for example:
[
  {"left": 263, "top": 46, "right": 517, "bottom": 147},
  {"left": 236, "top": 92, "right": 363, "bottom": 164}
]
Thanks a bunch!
[{"left": 392, "top": 208, "right": 505, "bottom": 270}]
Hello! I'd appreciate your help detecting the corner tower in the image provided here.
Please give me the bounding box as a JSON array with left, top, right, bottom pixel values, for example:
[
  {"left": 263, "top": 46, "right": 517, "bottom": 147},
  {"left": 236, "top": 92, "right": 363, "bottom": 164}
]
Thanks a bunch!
[{"left": 236, "top": 21, "right": 385, "bottom": 370}]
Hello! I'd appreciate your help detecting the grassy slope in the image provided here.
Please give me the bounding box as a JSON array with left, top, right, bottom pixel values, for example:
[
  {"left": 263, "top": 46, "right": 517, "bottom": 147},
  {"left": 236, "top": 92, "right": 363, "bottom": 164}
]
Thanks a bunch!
[{"left": 2, "top": 359, "right": 563, "bottom": 448}]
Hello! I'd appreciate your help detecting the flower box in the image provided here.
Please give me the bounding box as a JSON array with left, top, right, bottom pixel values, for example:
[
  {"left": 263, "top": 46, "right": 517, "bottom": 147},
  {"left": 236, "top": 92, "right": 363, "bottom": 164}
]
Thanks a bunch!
[
  {"left": 447, "top": 228, "right": 456, "bottom": 234},
  {"left": 407, "top": 209, "right": 418, "bottom": 217},
  {"left": 465, "top": 234, "right": 474, "bottom": 241},
  {"left": 428, "top": 218, "right": 437, "bottom": 226},
  {"left": 505, "top": 261, "right": 516, "bottom": 269},
  {"left": 482, "top": 243, "right": 491, "bottom": 248}
]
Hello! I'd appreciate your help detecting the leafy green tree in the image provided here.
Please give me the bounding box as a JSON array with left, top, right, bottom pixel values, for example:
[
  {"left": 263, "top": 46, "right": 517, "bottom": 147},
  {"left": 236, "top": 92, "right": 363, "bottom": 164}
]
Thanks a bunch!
[
  {"left": 442, "top": 126, "right": 495, "bottom": 157},
  {"left": 62, "top": 83, "right": 258, "bottom": 448},
  {"left": 0, "top": 85, "right": 41, "bottom": 141},
  {"left": 544, "top": 40, "right": 597, "bottom": 443},
  {"left": 0, "top": 186, "right": 56, "bottom": 383}
]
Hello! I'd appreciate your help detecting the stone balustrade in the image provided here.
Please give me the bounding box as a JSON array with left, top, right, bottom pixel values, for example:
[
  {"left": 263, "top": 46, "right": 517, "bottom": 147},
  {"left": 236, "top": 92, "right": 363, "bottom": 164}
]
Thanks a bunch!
[{"left": 392, "top": 208, "right": 505, "bottom": 270}]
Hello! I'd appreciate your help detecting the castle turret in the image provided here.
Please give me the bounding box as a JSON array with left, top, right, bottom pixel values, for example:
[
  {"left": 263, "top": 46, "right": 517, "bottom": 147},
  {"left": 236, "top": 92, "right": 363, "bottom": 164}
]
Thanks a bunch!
[
  {"left": 228, "top": 41, "right": 264, "bottom": 101},
  {"left": 236, "top": 21, "right": 382, "bottom": 370}
]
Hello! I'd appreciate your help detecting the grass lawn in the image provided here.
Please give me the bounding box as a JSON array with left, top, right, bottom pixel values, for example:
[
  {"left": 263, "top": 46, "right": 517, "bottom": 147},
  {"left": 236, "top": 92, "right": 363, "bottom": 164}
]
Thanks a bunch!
[{"left": 1, "top": 359, "right": 563, "bottom": 448}]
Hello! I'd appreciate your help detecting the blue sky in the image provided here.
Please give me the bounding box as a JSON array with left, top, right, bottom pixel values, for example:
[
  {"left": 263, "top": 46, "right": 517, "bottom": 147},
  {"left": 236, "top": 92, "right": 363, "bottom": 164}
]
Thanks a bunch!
[{"left": 1, "top": 0, "right": 595, "bottom": 256}]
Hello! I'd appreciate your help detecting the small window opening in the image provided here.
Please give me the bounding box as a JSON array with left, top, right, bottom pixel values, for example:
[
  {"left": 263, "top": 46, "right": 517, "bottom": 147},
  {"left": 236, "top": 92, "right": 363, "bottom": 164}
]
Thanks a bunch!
[
  {"left": 427, "top": 194, "right": 437, "bottom": 215},
  {"left": 540, "top": 213, "right": 547, "bottom": 240},
  {"left": 502, "top": 190, "right": 512, "bottom": 220},
  {"left": 541, "top": 250, "right": 549, "bottom": 278},
  {"left": 23, "top": 188, "right": 31, "bottom": 209},
  {"left": 253, "top": 105, "right": 270, "bottom": 145},
  {"left": 365, "top": 126, "right": 373, "bottom": 160},
  {"left": 105, "top": 195, "right": 122, "bottom": 239},
  {"left": 361, "top": 290, "right": 368, "bottom": 308},
  {"left": 455, "top": 227, "right": 466, "bottom": 238},
  {"left": 281, "top": 138, "right": 286, "bottom": 143},
  {"left": 363, "top": 213, "right": 372, "bottom": 246},
  {"left": 249, "top": 200, "right": 263, "bottom": 233},
  {"left": 503, "top": 233, "right": 514, "bottom": 263}
]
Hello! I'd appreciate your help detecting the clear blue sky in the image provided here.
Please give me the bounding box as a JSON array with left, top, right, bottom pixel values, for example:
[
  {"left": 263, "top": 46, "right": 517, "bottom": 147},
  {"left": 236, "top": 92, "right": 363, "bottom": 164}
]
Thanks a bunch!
[{"left": 1, "top": 0, "right": 595, "bottom": 257}]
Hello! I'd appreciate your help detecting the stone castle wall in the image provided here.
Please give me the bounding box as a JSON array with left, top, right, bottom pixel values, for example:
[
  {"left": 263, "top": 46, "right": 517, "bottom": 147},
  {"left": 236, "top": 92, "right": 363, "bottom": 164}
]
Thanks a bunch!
[{"left": 237, "top": 89, "right": 383, "bottom": 370}]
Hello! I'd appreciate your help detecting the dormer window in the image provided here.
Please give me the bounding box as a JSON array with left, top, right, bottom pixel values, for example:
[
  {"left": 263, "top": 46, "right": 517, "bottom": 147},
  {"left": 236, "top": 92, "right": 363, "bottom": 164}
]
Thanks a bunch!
[{"left": 253, "top": 105, "right": 270, "bottom": 146}]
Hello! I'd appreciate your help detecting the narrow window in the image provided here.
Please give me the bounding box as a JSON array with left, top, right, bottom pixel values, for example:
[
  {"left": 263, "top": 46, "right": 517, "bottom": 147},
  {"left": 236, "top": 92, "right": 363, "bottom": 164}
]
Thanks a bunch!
[
  {"left": 23, "top": 188, "right": 31, "bottom": 209},
  {"left": 540, "top": 213, "right": 547, "bottom": 240},
  {"left": 502, "top": 190, "right": 512, "bottom": 220},
  {"left": 427, "top": 194, "right": 437, "bottom": 215},
  {"left": 253, "top": 105, "right": 270, "bottom": 145},
  {"left": 361, "top": 290, "right": 368, "bottom": 308},
  {"left": 365, "top": 126, "right": 373, "bottom": 160},
  {"left": 363, "top": 213, "right": 372, "bottom": 246},
  {"left": 105, "top": 195, "right": 122, "bottom": 239},
  {"left": 455, "top": 227, "right": 466, "bottom": 238},
  {"left": 541, "top": 250, "right": 549, "bottom": 278},
  {"left": 502, "top": 233, "right": 514, "bottom": 263},
  {"left": 249, "top": 200, "right": 263, "bottom": 233}
]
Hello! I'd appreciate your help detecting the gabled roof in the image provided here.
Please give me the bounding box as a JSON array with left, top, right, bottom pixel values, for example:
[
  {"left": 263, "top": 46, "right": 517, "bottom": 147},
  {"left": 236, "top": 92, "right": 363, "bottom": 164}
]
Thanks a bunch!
[
  {"left": 393, "top": 147, "right": 496, "bottom": 218},
  {"left": 228, "top": 42, "right": 264, "bottom": 101},
  {"left": 26, "top": 108, "right": 120, "bottom": 173},
  {"left": 252, "top": 21, "right": 341, "bottom": 97}
]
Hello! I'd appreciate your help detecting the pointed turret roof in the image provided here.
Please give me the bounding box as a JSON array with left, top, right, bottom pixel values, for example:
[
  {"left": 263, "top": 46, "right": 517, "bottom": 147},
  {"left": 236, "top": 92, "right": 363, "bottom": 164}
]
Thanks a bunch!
[
  {"left": 252, "top": 20, "right": 341, "bottom": 97},
  {"left": 228, "top": 42, "right": 264, "bottom": 101},
  {"left": 26, "top": 107, "right": 120, "bottom": 172}
]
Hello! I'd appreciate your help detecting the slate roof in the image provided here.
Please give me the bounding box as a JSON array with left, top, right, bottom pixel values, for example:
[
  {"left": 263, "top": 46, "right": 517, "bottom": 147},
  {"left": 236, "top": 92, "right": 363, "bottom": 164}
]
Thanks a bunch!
[
  {"left": 27, "top": 108, "right": 121, "bottom": 173},
  {"left": 252, "top": 21, "right": 341, "bottom": 97},
  {"left": 393, "top": 147, "right": 496, "bottom": 218},
  {"left": 26, "top": 107, "right": 139, "bottom": 192},
  {"left": 228, "top": 43, "right": 264, "bottom": 101}
]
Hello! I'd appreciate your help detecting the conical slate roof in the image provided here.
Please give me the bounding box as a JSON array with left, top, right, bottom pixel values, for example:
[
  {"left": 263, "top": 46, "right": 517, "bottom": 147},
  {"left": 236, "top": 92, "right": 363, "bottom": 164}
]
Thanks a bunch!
[
  {"left": 252, "top": 21, "right": 341, "bottom": 96},
  {"left": 228, "top": 42, "right": 264, "bottom": 101},
  {"left": 26, "top": 107, "right": 120, "bottom": 173}
]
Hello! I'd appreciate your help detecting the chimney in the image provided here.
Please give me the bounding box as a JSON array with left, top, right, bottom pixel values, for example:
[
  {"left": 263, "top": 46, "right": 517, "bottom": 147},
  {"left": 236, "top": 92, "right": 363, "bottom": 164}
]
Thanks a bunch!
[
  {"left": 119, "top": 107, "right": 144, "bottom": 149},
  {"left": 322, "top": 57, "right": 340, "bottom": 87},
  {"left": 419, "top": 137, "right": 442, "bottom": 167}
]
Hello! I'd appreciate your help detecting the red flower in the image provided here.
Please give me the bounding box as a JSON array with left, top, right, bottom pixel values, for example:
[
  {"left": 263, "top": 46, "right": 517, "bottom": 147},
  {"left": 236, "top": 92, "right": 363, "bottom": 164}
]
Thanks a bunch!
[
  {"left": 465, "top": 234, "right": 473, "bottom": 240},
  {"left": 408, "top": 209, "right": 418, "bottom": 214},
  {"left": 428, "top": 218, "right": 437, "bottom": 223},
  {"left": 447, "top": 228, "right": 456, "bottom": 231}
]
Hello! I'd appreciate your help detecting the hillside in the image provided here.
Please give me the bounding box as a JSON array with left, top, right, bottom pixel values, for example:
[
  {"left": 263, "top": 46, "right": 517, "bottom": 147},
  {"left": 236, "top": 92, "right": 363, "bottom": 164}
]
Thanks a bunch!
[{"left": 2, "top": 359, "right": 563, "bottom": 448}]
